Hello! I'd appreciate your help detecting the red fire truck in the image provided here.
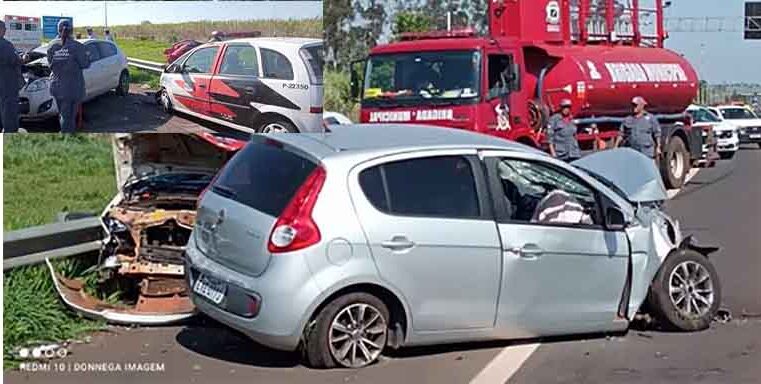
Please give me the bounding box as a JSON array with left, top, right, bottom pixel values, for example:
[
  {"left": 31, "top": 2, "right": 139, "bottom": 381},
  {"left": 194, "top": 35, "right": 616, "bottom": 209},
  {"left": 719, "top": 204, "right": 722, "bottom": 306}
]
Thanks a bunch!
[{"left": 351, "top": 0, "right": 704, "bottom": 188}]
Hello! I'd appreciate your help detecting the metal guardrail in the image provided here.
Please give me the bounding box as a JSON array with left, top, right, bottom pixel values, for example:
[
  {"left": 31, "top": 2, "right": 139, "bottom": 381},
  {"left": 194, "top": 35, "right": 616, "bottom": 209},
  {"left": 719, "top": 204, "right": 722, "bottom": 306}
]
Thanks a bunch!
[
  {"left": 3, "top": 218, "right": 103, "bottom": 270},
  {"left": 127, "top": 57, "right": 164, "bottom": 73}
]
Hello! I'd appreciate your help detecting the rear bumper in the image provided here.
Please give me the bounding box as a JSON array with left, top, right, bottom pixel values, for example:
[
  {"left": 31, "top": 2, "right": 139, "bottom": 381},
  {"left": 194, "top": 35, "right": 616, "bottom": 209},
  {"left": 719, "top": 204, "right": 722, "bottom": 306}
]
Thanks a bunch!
[{"left": 184, "top": 238, "right": 321, "bottom": 351}]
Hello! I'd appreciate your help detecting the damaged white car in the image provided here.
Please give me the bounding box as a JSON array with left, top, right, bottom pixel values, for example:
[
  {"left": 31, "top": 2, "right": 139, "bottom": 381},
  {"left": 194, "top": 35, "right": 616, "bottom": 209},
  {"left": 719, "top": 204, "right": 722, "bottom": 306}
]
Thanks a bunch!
[
  {"left": 47, "top": 133, "right": 244, "bottom": 324},
  {"left": 20, "top": 39, "right": 129, "bottom": 121}
]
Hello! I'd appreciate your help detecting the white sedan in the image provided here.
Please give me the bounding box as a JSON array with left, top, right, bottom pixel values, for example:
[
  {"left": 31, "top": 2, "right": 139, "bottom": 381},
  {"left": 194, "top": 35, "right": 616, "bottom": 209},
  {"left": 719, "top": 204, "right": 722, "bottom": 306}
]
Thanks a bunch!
[
  {"left": 687, "top": 105, "right": 739, "bottom": 160},
  {"left": 19, "top": 39, "right": 129, "bottom": 121}
]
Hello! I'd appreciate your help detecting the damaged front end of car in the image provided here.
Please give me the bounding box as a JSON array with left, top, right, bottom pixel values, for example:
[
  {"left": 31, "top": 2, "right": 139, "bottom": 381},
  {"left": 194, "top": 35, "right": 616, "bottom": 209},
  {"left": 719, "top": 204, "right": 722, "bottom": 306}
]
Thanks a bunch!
[{"left": 48, "top": 133, "right": 244, "bottom": 325}]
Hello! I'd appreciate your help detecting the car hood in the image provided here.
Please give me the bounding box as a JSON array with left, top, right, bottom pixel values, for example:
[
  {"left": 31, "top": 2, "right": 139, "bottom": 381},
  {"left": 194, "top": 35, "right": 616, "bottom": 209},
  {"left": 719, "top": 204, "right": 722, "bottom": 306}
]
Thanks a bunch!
[
  {"left": 113, "top": 133, "right": 246, "bottom": 188},
  {"left": 572, "top": 148, "right": 668, "bottom": 203}
]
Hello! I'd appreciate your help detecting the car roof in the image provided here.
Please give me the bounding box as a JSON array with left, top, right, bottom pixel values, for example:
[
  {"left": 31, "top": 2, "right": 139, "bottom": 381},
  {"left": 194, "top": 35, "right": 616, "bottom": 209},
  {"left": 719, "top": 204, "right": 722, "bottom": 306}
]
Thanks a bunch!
[
  {"left": 267, "top": 124, "right": 543, "bottom": 160},
  {"left": 224, "top": 37, "right": 321, "bottom": 46}
]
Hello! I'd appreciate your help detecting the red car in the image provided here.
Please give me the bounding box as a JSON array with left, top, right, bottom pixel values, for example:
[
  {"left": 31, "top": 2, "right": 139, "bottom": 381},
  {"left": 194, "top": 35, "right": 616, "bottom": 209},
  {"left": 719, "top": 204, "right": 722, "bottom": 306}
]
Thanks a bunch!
[{"left": 164, "top": 39, "right": 202, "bottom": 64}]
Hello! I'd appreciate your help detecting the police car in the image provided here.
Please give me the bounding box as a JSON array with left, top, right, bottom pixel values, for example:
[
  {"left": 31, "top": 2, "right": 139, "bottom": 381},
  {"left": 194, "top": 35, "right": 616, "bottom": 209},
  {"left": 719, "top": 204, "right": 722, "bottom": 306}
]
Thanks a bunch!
[{"left": 157, "top": 36, "right": 323, "bottom": 133}]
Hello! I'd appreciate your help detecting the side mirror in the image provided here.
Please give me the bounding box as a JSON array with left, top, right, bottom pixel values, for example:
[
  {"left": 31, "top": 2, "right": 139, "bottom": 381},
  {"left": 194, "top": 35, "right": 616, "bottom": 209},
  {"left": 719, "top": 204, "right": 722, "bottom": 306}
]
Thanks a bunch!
[
  {"left": 605, "top": 207, "right": 627, "bottom": 231},
  {"left": 510, "top": 62, "right": 521, "bottom": 92}
]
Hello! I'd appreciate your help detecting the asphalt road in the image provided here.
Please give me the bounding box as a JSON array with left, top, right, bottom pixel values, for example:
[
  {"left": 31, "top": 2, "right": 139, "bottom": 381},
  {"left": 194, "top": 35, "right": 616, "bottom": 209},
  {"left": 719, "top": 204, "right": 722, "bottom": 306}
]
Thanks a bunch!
[
  {"left": 19, "top": 85, "right": 249, "bottom": 139},
  {"left": 6, "top": 146, "right": 761, "bottom": 384}
]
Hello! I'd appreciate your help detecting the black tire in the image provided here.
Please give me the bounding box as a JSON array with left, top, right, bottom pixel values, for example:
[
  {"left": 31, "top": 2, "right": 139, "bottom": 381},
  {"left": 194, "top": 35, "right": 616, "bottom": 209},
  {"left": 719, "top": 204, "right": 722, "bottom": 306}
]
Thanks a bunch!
[
  {"left": 719, "top": 151, "right": 735, "bottom": 160},
  {"left": 256, "top": 116, "right": 298, "bottom": 133},
  {"left": 757, "top": 143, "right": 761, "bottom": 149},
  {"left": 303, "top": 292, "right": 389, "bottom": 369},
  {"left": 661, "top": 136, "right": 690, "bottom": 189},
  {"left": 116, "top": 70, "right": 130, "bottom": 96},
  {"left": 158, "top": 88, "right": 173, "bottom": 114},
  {"left": 648, "top": 249, "right": 721, "bottom": 332}
]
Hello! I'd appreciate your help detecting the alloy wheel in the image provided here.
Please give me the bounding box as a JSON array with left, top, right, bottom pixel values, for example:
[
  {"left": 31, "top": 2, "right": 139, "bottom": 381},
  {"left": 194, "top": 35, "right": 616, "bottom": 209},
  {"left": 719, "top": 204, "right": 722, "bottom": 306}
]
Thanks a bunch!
[
  {"left": 260, "top": 123, "right": 290, "bottom": 133},
  {"left": 328, "top": 303, "right": 387, "bottom": 368},
  {"left": 668, "top": 260, "right": 715, "bottom": 318}
]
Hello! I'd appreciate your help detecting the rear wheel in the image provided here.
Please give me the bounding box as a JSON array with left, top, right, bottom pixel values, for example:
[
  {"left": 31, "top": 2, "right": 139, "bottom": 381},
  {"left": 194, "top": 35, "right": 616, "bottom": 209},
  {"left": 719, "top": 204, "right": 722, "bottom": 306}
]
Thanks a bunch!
[
  {"left": 256, "top": 116, "right": 298, "bottom": 133},
  {"left": 661, "top": 136, "right": 689, "bottom": 189},
  {"left": 116, "top": 70, "right": 130, "bottom": 96},
  {"left": 303, "top": 293, "right": 389, "bottom": 369},
  {"left": 648, "top": 249, "right": 721, "bottom": 331}
]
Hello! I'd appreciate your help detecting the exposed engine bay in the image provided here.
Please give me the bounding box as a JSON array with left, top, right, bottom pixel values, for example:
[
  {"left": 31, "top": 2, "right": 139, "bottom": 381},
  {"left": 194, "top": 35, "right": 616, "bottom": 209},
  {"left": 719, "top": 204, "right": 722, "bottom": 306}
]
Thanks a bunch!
[{"left": 48, "top": 133, "right": 245, "bottom": 324}]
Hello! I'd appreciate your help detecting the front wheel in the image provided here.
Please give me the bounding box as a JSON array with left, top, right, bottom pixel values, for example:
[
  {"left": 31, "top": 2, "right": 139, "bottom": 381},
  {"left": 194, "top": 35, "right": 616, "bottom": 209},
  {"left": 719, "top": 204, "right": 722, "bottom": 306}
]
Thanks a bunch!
[
  {"left": 303, "top": 293, "right": 389, "bottom": 369},
  {"left": 661, "top": 136, "right": 690, "bottom": 189},
  {"left": 648, "top": 249, "right": 721, "bottom": 331},
  {"left": 158, "top": 88, "right": 173, "bottom": 114},
  {"left": 719, "top": 151, "right": 735, "bottom": 160}
]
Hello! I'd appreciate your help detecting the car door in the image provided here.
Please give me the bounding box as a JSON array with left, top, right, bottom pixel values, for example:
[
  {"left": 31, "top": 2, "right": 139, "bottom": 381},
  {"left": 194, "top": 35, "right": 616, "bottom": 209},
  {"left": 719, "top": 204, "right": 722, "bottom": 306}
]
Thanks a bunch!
[
  {"left": 257, "top": 47, "right": 303, "bottom": 112},
  {"left": 349, "top": 150, "right": 502, "bottom": 333},
  {"left": 96, "top": 42, "right": 121, "bottom": 90},
  {"left": 83, "top": 42, "right": 104, "bottom": 98},
  {"left": 208, "top": 43, "right": 261, "bottom": 128},
  {"left": 481, "top": 152, "right": 630, "bottom": 338},
  {"left": 171, "top": 45, "right": 221, "bottom": 116}
]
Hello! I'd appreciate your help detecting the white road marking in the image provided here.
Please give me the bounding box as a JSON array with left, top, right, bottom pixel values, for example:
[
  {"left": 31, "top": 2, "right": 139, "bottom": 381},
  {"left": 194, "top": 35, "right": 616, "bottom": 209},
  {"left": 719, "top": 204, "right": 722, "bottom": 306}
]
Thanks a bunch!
[
  {"left": 468, "top": 342, "right": 540, "bottom": 384},
  {"left": 470, "top": 167, "right": 701, "bottom": 384},
  {"left": 667, "top": 168, "right": 699, "bottom": 199}
]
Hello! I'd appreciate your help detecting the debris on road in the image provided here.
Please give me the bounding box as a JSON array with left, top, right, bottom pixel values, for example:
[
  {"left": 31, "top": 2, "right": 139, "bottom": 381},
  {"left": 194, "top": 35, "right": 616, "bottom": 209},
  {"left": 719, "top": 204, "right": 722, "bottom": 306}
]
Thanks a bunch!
[{"left": 715, "top": 308, "right": 733, "bottom": 323}]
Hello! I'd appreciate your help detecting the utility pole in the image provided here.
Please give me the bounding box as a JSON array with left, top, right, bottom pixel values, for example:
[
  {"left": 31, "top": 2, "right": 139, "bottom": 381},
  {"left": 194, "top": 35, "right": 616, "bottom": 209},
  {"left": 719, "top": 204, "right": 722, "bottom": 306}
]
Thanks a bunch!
[{"left": 104, "top": 0, "right": 108, "bottom": 28}]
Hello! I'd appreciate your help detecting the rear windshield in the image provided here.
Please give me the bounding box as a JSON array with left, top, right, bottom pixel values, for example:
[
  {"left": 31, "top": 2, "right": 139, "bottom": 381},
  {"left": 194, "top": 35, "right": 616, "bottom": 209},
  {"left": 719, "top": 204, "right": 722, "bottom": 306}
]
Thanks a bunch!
[
  {"left": 300, "top": 44, "right": 323, "bottom": 85},
  {"left": 211, "top": 140, "right": 316, "bottom": 217}
]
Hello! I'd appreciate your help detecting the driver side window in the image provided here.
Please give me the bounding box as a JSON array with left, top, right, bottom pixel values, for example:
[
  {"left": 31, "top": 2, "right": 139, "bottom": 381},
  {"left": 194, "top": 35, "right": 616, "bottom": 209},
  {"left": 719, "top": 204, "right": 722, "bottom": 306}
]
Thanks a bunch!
[
  {"left": 183, "top": 47, "right": 219, "bottom": 74},
  {"left": 496, "top": 158, "right": 601, "bottom": 226}
]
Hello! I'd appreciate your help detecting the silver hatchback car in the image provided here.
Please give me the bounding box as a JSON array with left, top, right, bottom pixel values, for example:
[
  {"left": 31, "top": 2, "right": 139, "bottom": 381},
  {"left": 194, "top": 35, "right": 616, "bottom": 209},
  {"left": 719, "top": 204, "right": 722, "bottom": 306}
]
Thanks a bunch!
[{"left": 186, "top": 125, "right": 721, "bottom": 369}]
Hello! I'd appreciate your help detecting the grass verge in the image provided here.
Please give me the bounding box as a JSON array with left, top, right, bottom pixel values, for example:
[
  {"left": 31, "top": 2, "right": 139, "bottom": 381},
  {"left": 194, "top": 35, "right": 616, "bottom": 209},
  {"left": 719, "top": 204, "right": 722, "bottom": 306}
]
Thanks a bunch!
[
  {"left": 3, "top": 134, "right": 116, "bottom": 369},
  {"left": 129, "top": 67, "right": 161, "bottom": 89}
]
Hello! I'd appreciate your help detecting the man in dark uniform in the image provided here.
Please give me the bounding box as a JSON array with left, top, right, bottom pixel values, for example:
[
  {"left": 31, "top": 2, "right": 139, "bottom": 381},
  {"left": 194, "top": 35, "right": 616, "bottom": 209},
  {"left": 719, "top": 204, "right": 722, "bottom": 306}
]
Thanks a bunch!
[
  {"left": 548, "top": 98, "right": 581, "bottom": 162},
  {"left": 0, "top": 20, "right": 24, "bottom": 132},
  {"left": 615, "top": 96, "right": 662, "bottom": 160},
  {"left": 48, "top": 19, "right": 89, "bottom": 133}
]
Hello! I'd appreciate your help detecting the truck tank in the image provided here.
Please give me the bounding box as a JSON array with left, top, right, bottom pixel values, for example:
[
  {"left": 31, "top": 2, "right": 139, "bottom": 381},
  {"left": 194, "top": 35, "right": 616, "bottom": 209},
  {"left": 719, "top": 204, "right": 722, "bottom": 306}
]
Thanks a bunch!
[{"left": 529, "top": 44, "right": 699, "bottom": 118}]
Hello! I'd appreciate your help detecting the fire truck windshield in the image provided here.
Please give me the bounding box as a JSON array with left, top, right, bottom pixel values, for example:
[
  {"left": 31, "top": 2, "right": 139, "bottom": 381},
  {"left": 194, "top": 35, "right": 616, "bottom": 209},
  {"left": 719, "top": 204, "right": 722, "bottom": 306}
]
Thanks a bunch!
[{"left": 362, "top": 50, "right": 481, "bottom": 107}]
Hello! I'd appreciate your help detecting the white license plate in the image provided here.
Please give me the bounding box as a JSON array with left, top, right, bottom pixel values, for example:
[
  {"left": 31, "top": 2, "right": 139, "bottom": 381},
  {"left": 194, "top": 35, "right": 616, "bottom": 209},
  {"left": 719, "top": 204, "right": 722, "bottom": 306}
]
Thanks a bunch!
[
  {"left": 750, "top": 134, "right": 761, "bottom": 139},
  {"left": 193, "top": 275, "right": 226, "bottom": 304}
]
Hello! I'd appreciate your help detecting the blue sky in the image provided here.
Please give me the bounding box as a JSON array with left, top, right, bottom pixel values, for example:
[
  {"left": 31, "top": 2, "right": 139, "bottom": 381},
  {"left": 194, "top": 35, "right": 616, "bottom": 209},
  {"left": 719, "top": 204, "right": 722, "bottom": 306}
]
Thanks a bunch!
[
  {"left": 2, "top": 1, "right": 322, "bottom": 25},
  {"left": 664, "top": 0, "right": 759, "bottom": 83}
]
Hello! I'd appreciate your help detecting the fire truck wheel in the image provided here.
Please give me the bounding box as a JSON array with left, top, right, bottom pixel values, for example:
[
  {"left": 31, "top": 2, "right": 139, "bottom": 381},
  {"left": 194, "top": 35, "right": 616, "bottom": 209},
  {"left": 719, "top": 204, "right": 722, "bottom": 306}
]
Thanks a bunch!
[{"left": 661, "top": 135, "right": 689, "bottom": 189}]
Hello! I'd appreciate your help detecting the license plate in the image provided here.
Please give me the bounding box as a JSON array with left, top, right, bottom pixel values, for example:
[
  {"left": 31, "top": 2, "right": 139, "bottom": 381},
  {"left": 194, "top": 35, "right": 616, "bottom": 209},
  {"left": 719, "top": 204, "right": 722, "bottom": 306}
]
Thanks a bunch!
[
  {"left": 750, "top": 134, "right": 761, "bottom": 139},
  {"left": 193, "top": 274, "right": 226, "bottom": 304}
]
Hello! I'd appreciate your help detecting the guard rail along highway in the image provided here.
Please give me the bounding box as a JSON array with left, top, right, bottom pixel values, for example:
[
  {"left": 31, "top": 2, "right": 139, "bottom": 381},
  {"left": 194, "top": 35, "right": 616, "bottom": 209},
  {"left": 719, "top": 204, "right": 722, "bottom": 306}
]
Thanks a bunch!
[
  {"left": 127, "top": 57, "right": 164, "bottom": 73},
  {"left": 3, "top": 217, "right": 103, "bottom": 270}
]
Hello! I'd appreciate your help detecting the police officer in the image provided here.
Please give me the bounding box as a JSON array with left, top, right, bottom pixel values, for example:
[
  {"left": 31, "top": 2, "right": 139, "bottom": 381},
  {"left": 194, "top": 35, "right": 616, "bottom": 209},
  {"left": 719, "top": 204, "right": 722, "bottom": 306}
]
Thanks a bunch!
[
  {"left": 86, "top": 27, "right": 96, "bottom": 39},
  {"left": 615, "top": 96, "right": 662, "bottom": 159},
  {"left": 548, "top": 98, "right": 581, "bottom": 162},
  {"left": 48, "top": 19, "right": 89, "bottom": 133},
  {"left": 0, "top": 20, "right": 23, "bottom": 133}
]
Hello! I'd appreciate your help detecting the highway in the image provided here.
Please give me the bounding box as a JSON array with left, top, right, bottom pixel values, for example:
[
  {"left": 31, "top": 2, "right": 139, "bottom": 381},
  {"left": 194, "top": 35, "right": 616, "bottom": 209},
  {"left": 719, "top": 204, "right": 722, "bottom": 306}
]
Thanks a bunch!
[{"left": 6, "top": 146, "right": 761, "bottom": 384}]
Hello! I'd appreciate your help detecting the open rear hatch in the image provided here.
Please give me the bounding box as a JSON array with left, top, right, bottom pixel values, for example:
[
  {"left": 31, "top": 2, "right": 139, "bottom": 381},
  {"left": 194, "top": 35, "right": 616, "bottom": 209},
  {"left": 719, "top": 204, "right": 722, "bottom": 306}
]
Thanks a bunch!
[
  {"left": 194, "top": 138, "right": 318, "bottom": 277},
  {"left": 48, "top": 133, "right": 244, "bottom": 324}
]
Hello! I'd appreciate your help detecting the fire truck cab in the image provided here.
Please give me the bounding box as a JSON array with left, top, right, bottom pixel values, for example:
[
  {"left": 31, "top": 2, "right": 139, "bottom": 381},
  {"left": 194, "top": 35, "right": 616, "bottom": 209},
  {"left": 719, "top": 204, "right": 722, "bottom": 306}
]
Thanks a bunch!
[{"left": 351, "top": 0, "right": 704, "bottom": 189}]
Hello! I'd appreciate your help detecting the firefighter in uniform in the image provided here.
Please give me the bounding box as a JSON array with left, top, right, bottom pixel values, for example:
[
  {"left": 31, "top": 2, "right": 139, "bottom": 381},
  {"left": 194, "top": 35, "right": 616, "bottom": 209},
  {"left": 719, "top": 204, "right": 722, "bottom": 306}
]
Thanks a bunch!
[
  {"left": 548, "top": 98, "right": 581, "bottom": 162},
  {"left": 48, "top": 19, "right": 89, "bottom": 133},
  {"left": 615, "top": 96, "right": 662, "bottom": 160},
  {"left": 0, "top": 20, "right": 23, "bottom": 132}
]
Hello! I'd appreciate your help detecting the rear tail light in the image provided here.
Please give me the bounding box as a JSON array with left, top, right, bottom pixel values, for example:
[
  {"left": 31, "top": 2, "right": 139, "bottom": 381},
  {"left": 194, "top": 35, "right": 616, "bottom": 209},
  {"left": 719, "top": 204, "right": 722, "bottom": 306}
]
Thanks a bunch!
[
  {"left": 268, "top": 166, "right": 326, "bottom": 253},
  {"left": 310, "top": 106, "right": 323, "bottom": 114}
]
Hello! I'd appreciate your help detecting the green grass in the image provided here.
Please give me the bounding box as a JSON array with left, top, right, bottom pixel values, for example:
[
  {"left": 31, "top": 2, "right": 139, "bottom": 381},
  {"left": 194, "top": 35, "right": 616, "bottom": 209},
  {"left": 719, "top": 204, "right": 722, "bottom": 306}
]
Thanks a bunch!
[
  {"left": 3, "top": 134, "right": 116, "bottom": 231},
  {"left": 129, "top": 67, "right": 161, "bottom": 89},
  {"left": 116, "top": 38, "right": 169, "bottom": 63},
  {"left": 3, "top": 134, "right": 117, "bottom": 369}
]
